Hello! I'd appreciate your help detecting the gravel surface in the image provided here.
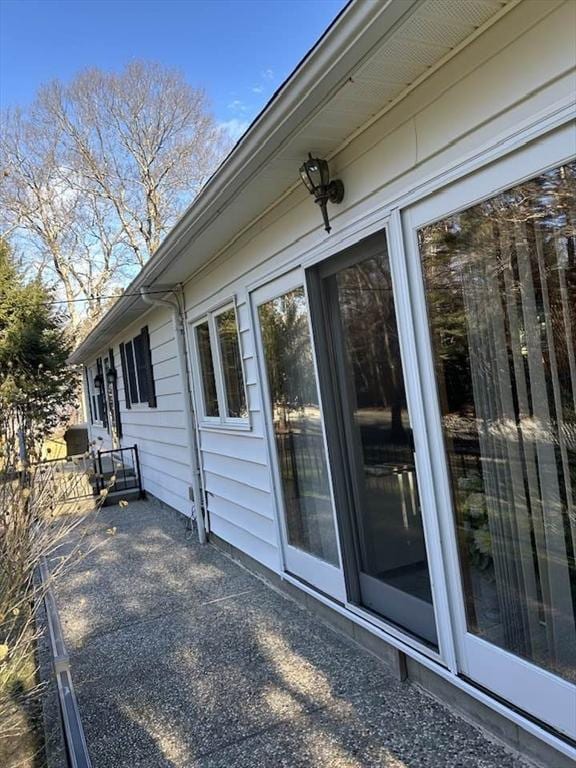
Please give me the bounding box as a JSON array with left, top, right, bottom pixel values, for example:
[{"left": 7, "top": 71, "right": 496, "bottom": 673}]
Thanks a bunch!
[{"left": 54, "top": 500, "right": 538, "bottom": 768}]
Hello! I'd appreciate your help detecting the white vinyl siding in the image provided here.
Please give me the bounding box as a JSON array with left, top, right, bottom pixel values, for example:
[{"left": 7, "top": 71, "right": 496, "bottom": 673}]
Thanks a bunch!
[
  {"left": 179, "top": 1, "right": 576, "bottom": 576},
  {"left": 186, "top": 294, "right": 280, "bottom": 569},
  {"left": 83, "top": 0, "right": 576, "bottom": 586},
  {"left": 85, "top": 307, "right": 191, "bottom": 515}
]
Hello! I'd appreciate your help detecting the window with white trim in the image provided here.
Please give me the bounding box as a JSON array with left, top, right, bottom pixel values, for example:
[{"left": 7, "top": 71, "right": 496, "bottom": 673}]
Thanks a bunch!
[
  {"left": 86, "top": 358, "right": 107, "bottom": 426},
  {"left": 192, "top": 303, "right": 248, "bottom": 427}
]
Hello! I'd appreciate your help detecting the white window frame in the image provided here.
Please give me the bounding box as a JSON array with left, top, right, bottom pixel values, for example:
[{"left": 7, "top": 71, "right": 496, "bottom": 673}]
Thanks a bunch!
[
  {"left": 250, "top": 267, "right": 347, "bottom": 602},
  {"left": 88, "top": 362, "right": 104, "bottom": 426},
  {"left": 400, "top": 123, "right": 576, "bottom": 741},
  {"left": 190, "top": 300, "right": 250, "bottom": 430}
]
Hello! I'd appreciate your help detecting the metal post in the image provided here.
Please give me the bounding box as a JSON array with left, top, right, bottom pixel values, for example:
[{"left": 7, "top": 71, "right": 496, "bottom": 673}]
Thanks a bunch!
[
  {"left": 133, "top": 444, "right": 143, "bottom": 499},
  {"left": 97, "top": 451, "right": 103, "bottom": 495}
]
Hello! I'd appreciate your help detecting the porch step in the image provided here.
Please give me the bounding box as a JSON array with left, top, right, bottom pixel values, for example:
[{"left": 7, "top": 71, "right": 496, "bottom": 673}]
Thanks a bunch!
[
  {"left": 101, "top": 488, "right": 142, "bottom": 507},
  {"left": 89, "top": 469, "right": 138, "bottom": 495}
]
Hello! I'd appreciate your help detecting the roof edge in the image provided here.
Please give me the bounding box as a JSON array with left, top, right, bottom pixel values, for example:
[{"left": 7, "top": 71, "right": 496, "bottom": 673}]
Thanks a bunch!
[{"left": 70, "top": 0, "right": 422, "bottom": 363}]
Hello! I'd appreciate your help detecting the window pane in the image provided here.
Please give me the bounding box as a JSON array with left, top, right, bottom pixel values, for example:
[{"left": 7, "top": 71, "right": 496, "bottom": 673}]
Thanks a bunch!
[
  {"left": 133, "top": 333, "right": 149, "bottom": 404},
  {"left": 259, "top": 287, "right": 339, "bottom": 566},
  {"left": 216, "top": 308, "right": 247, "bottom": 419},
  {"left": 419, "top": 162, "right": 576, "bottom": 682},
  {"left": 196, "top": 321, "right": 219, "bottom": 417},
  {"left": 332, "top": 251, "right": 434, "bottom": 616},
  {"left": 124, "top": 340, "right": 139, "bottom": 405}
]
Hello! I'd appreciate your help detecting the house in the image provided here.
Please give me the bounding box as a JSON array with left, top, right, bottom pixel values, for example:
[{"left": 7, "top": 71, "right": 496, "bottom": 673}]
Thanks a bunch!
[{"left": 69, "top": 1, "right": 576, "bottom": 763}]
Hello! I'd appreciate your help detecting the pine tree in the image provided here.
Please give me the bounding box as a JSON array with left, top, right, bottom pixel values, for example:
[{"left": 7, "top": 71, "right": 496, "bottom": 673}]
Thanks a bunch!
[{"left": 0, "top": 239, "right": 77, "bottom": 459}]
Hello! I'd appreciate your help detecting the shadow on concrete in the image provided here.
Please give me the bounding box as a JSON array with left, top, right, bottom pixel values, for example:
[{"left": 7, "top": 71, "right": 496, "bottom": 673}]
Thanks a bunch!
[{"left": 52, "top": 501, "right": 530, "bottom": 768}]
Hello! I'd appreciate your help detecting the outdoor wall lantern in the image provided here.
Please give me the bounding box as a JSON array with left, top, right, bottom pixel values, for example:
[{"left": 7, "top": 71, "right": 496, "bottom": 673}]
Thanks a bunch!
[
  {"left": 105, "top": 368, "right": 117, "bottom": 386},
  {"left": 93, "top": 373, "right": 103, "bottom": 392},
  {"left": 299, "top": 153, "right": 344, "bottom": 233}
]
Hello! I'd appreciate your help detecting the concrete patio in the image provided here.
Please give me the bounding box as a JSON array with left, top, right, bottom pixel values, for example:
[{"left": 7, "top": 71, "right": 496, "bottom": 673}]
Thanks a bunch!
[{"left": 52, "top": 499, "right": 536, "bottom": 768}]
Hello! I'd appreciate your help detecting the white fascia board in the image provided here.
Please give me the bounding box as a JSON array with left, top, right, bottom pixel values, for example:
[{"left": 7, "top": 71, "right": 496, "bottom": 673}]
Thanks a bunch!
[{"left": 69, "top": 0, "right": 422, "bottom": 364}]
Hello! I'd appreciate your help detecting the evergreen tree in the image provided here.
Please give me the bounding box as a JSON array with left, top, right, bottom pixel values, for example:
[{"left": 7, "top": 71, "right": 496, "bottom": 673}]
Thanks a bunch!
[{"left": 0, "top": 239, "right": 76, "bottom": 459}]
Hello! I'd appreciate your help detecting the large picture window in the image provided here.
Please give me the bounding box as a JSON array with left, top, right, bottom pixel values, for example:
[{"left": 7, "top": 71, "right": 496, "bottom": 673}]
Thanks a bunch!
[
  {"left": 419, "top": 161, "right": 576, "bottom": 681},
  {"left": 192, "top": 302, "right": 248, "bottom": 427}
]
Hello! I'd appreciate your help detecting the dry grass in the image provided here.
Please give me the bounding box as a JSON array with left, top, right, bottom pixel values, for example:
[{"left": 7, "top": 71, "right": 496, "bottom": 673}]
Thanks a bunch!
[{"left": 0, "top": 431, "right": 111, "bottom": 767}]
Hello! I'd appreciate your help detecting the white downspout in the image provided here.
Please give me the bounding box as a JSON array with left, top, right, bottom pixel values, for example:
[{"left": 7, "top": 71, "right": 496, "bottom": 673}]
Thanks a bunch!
[{"left": 140, "top": 286, "right": 207, "bottom": 544}]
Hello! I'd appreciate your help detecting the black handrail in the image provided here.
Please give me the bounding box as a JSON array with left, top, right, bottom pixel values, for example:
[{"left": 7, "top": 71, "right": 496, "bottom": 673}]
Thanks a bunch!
[
  {"left": 94, "top": 445, "right": 143, "bottom": 498},
  {"left": 30, "top": 444, "right": 143, "bottom": 502}
]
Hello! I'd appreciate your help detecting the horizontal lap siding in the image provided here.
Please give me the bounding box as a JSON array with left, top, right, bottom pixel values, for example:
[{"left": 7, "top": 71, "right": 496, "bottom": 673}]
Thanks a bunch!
[
  {"left": 203, "top": 471, "right": 273, "bottom": 516},
  {"left": 196, "top": 296, "right": 281, "bottom": 571},
  {"left": 202, "top": 451, "right": 270, "bottom": 491},
  {"left": 200, "top": 430, "right": 268, "bottom": 465},
  {"left": 83, "top": 2, "right": 573, "bottom": 575},
  {"left": 124, "top": 312, "right": 191, "bottom": 514},
  {"left": 104, "top": 307, "right": 192, "bottom": 516},
  {"left": 185, "top": 3, "right": 575, "bottom": 575}
]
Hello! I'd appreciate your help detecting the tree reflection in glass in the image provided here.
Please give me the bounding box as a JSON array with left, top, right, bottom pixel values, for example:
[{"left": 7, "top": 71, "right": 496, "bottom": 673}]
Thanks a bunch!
[
  {"left": 333, "top": 254, "right": 432, "bottom": 603},
  {"left": 420, "top": 162, "right": 576, "bottom": 681},
  {"left": 259, "top": 288, "right": 339, "bottom": 566},
  {"left": 216, "top": 308, "right": 247, "bottom": 419},
  {"left": 196, "top": 320, "right": 219, "bottom": 417}
]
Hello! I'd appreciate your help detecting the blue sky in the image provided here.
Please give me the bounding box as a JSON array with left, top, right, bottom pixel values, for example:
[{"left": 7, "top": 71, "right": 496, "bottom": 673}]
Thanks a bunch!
[{"left": 0, "top": 0, "right": 348, "bottom": 138}]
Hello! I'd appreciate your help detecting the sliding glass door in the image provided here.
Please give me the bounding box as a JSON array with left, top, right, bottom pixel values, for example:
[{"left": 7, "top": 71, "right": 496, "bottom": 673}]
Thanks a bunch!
[
  {"left": 253, "top": 271, "right": 345, "bottom": 601},
  {"left": 404, "top": 149, "right": 576, "bottom": 738},
  {"left": 311, "top": 234, "right": 437, "bottom": 645}
]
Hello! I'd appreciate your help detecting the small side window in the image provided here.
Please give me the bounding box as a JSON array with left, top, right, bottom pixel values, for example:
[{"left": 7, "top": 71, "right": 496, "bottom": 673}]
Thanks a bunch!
[
  {"left": 192, "top": 302, "right": 249, "bottom": 428},
  {"left": 196, "top": 320, "right": 219, "bottom": 417}
]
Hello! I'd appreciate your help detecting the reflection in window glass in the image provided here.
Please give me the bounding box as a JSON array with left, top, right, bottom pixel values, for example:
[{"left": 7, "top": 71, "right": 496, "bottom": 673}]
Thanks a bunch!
[
  {"left": 333, "top": 253, "right": 433, "bottom": 608},
  {"left": 196, "top": 321, "right": 219, "bottom": 417},
  {"left": 216, "top": 308, "right": 247, "bottom": 419},
  {"left": 133, "top": 333, "right": 149, "bottom": 404},
  {"left": 259, "top": 287, "right": 339, "bottom": 566},
  {"left": 419, "top": 162, "right": 576, "bottom": 682}
]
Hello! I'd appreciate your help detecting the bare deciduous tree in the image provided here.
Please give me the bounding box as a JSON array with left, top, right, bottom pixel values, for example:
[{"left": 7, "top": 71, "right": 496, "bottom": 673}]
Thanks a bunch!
[{"left": 1, "top": 61, "right": 231, "bottom": 335}]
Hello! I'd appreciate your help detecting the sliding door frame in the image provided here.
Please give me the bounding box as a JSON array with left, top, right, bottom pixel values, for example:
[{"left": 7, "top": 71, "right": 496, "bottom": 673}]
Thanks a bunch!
[
  {"left": 400, "top": 122, "right": 576, "bottom": 739},
  {"left": 307, "top": 232, "right": 441, "bottom": 648},
  {"left": 251, "top": 267, "right": 347, "bottom": 602}
]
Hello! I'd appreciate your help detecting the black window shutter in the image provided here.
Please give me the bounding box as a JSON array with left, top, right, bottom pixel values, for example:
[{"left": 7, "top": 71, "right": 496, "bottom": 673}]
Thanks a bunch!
[
  {"left": 124, "top": 340, "right": 139, "bottom": 404},
  {"left": 96, "top": 357, "right": 108, "bottom": 429},
  {"left": 109, "top": 348, "right": 122, "bottom": 438},
  {"left": 141, "top": 326, "right": 157, "bottom": 408},
  {"left": 133, "top": 333, "right": 149, "bottom": 404},
  {"left": 119, "top": 343, "right": 132, "bottom": 409},
  {"left": 84, "top": 366, "right": 94, "bottom": 423}
]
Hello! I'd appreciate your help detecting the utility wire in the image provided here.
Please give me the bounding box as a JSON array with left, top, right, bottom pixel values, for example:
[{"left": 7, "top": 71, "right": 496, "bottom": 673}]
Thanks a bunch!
[{"left": 42, "top": 289, "right": 175, "bottom": 306}]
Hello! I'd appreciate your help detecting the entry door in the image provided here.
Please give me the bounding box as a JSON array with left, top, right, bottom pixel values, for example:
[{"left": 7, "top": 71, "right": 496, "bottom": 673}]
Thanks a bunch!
[
  {"left": 403, "top": 137, "right": 576, "bottom": 739},
  {"left": 252, "top": 271, "right": 346, "bottom": 601},
  {"left": 312, "top": 233, "right": 437, "bottom": 646}
]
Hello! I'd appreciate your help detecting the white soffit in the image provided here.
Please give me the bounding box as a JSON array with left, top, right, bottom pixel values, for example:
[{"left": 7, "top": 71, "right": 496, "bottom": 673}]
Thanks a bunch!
[
  {"left": 274, "top": 0, "right": 510, "bottom": 164},
  {"left": 71, "top": 0, "right": 512, "bottom": 362}
]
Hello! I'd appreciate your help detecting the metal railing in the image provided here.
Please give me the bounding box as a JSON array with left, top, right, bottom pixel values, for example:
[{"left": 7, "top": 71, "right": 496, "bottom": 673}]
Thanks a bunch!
[
  {"left": 40, "top": 558, "right": 92, "bottom": 768},
  {"left": 91, "top": 445, "right": 143, "bottom": 498},
  {"left": 31, "top": 444, "right": 143, "bottom": 503}
]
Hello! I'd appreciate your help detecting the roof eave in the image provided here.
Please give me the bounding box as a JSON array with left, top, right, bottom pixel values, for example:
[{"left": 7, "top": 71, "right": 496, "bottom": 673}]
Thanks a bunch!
[{"left": 69, "top": 0, "right": 422, "bottom": 364}]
